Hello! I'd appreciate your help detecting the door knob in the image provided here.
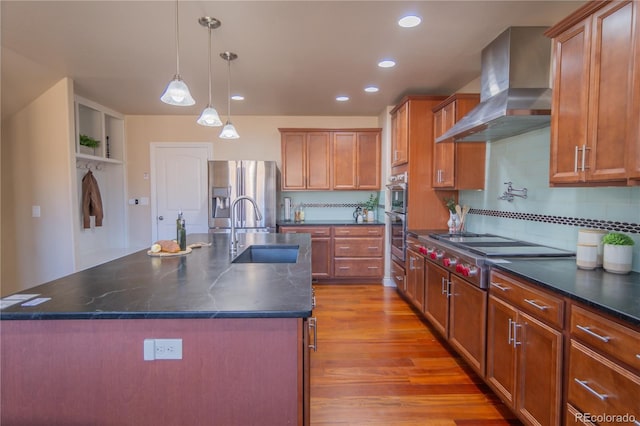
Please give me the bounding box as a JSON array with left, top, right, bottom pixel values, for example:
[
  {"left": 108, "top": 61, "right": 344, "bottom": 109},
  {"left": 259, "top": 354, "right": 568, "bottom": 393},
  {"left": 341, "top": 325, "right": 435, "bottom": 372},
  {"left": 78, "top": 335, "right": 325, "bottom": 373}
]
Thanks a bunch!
[{"left": 158, "top": 216, "right": 164, "bottom": 220}]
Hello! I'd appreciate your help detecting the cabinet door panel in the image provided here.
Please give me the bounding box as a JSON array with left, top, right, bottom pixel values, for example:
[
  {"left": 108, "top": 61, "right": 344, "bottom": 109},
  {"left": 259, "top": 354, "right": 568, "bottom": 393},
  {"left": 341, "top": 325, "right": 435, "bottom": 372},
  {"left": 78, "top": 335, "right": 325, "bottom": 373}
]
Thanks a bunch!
[
  {"left": 549, "top": 20, "right": 591, "bottom": 184},
  {"left": 424, "top": 262, "right": 449, "bottom": 337},
  {"left": 356, "top": 132, "right": 380, "bottom": 189},
  {"left": 332, "top": 132, "right": 357, "bottom": 189},
  {"left": 407, "top": 250, "right": 425, "bottom": 312},
  {"left": 306, "top": 132, "right": 331, "bottom": 190},
  {"left": 448, "top": 276, "right": 487, "bottom": 376},
  {"left": 516, "top": 311, "right": 562, "bottom": 426},
  {"left": 486, "top": 295, "right": 517, "bottom": 407},
  {"left": 282, "top": 133, "right": 306, "bottom": 189},
  {"left": 391, "top": 102, "right": 408, "bottom": 166},
  {"left": 587, "top": 1, "right": 634, "bottom": 182},
  {"left": 311, "top": 238, "right": 332, "bottom": 279}
]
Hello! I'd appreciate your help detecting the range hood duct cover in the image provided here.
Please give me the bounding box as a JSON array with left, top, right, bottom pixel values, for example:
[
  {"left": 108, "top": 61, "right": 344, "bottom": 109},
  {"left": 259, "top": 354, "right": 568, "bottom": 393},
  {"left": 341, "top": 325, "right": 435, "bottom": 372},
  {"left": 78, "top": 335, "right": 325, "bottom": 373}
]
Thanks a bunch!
[{"left": 437, "top": 27, "right": 552, "bottom": 143}]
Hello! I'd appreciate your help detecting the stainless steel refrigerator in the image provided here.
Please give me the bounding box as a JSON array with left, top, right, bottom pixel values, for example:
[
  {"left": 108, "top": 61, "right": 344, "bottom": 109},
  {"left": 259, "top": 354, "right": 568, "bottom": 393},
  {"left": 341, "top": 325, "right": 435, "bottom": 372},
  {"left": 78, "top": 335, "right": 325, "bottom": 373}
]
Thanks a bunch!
[{"left": 208, "top": 160, "right": 276, "bottom": 232}]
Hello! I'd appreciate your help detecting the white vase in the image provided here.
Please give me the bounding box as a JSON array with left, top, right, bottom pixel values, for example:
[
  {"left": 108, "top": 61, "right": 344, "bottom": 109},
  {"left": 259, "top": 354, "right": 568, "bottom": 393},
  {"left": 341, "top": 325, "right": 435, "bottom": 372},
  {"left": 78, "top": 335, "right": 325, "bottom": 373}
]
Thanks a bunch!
[
  {"left": 602, "top": 244, "right": 633, "bottom": 274},
  {"left": 366, "top": 210, "right": 375, "bottom": 222},
  {"left": 447, "top": 213, "right": 459, "bottom": 233}
]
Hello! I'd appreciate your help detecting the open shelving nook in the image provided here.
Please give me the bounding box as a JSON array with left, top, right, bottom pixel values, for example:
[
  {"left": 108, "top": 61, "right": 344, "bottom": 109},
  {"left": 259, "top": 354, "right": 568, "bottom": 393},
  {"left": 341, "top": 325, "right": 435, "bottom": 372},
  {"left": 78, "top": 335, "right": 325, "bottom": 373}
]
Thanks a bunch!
[{"left": 72, "top": 95, "right": 133, "bottom": 271}]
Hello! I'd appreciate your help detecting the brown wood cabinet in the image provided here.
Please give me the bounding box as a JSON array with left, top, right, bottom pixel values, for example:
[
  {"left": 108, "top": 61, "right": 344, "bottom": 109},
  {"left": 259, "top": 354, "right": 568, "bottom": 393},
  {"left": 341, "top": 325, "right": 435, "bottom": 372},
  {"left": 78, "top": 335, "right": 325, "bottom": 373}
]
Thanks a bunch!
[
  {"left": 390, "top": 95, "right": 453, "bottom": 230},
  {"left": 566, "top": 303, "right": 640, "bottom": 423},
  {"left": 281, "top": 225, "right": 384, "bottom": 281},
  {"left": 432, "top": 94, "right": 486, "bottom": 190},
  {"left": 279, "top": 226, "right": 332, "bottom": 279},
  {"left": 280, "top": 130, "right": 331, "bottom": 190},
  {"left": 424, "top": 260, "right": 450, "bottom": 337},
  {"left": 391, "top": 259, "right": 406, "bottom": 293},
  {"left": 487, "top": 271, "right": 564, "bottom": 426},
  {"left": 332, "top": 131, "right": 381, "bottom": 190},
  {"left": 546, "top": 1, "right": 639, "bottom": 186},
  {"left": 333, "top": 225, "right": 384, "bottom": 279},
  {"left": 406, "top": 247, "right": 425, "bottom": 312}
]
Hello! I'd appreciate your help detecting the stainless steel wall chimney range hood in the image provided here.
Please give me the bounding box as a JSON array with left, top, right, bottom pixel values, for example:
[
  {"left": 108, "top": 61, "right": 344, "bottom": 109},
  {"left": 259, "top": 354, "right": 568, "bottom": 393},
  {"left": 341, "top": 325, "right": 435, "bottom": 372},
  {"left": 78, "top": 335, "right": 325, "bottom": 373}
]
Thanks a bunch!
[{"left": 436, "top": 27, "right": 552, "bottom": 143}]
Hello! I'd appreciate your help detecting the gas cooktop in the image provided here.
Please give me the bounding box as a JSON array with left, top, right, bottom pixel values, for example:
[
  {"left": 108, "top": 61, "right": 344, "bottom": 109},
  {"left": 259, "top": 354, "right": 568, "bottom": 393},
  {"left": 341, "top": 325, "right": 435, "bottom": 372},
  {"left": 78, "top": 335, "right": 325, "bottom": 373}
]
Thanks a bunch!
[{"left": 428, "top": 233, "right": 575, "bottom": 258}]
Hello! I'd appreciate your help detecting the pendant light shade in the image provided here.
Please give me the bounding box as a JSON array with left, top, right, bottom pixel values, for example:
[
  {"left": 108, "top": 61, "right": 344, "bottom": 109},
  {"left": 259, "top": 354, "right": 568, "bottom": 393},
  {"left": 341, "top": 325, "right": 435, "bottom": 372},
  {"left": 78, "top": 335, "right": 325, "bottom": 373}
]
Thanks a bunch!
[
  {"left": 197, "top": 17, "right": 222, "bottom": 126},
  {"left": 161, "top": 0, "right": 195, "bottom": 106},
  {"left": 219, "top": 51, "right": 239, "bottom": 139}
]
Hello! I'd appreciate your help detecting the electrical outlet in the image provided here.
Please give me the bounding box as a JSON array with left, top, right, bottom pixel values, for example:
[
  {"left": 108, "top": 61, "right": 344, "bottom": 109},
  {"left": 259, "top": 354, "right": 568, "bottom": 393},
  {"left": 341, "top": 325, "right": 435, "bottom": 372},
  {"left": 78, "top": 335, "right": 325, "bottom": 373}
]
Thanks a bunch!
[{"left": 143, "top": 338, "right": 182, "bottom": 360}]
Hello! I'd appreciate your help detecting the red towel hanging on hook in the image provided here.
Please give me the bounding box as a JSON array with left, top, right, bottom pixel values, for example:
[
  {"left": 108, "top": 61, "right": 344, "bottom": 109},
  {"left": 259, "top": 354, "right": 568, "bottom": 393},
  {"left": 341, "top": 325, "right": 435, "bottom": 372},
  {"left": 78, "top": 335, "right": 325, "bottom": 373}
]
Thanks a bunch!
[{"left": 82, "top": 170, "right": 104, "bottom": 228}]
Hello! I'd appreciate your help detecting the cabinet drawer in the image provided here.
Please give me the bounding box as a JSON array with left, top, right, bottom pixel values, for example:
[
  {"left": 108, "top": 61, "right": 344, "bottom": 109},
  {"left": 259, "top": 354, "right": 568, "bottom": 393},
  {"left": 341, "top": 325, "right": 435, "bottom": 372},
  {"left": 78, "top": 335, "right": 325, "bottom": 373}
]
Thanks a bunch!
[
  {"left": 568, "top": 340, "right": 640, "bottom": 423},
  {"left": 391, "top": 260, "right": 405, "bottom": 288},
  {"left": 334, "top": 258, "right": 383, "bottom": 277},
  {"left": 490, "top": 271, "right": 564, "bottom": 329},
  {"left": 566, "top": 404, "right": 596, "bottom": 425},
  {"left": 570, "top": 305, "right": 640, "bottom": 372},
  {"left": 280, "top": 226, "right": 331, "bottom": 238},
  {"left": 333, "top": 238, "right": 383, "bottom": 257},
  {"left": 334, "top": 226, "right": 383, "bottom": 237}
]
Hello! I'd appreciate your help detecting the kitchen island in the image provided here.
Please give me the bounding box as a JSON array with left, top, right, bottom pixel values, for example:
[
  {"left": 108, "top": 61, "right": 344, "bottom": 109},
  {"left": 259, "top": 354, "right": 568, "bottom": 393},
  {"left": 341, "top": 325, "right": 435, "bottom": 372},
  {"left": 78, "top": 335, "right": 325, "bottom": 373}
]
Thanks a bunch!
[{"left": 1, "top": 232, "right": 313, "bottom": 425}]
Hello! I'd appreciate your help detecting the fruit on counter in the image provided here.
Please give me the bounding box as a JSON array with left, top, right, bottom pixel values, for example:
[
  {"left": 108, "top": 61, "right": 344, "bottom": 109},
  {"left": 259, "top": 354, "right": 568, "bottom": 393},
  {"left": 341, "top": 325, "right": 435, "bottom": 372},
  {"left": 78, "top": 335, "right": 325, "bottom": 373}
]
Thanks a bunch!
[{"left": 150, "top": 243, "right": 162, "bottom": 253}]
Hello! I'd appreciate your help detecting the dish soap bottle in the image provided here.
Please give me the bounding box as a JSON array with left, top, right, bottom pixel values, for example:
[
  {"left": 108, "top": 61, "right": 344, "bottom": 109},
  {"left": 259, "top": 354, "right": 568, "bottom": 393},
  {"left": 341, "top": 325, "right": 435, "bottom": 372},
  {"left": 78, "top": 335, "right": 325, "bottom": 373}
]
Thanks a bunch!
[{"left": 176, "top": 210, "right": 187, "bottom": 251}]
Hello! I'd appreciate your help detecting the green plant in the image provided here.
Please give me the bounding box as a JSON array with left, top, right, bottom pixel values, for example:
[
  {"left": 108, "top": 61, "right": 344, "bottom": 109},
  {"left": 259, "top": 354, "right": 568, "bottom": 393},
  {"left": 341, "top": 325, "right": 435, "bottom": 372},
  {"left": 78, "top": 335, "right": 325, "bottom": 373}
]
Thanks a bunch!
[
  {"left": 79, "top": 134, "right": 100, "bottom": 148},
  {"left": 443, "top": 197, "right": 457, "bottom": 213},
  {"left": 602, "top": 232, "right": 634, "bottom": 246},
  {"left": 363, "top": 193, "right": 379, "bottom": 211}
]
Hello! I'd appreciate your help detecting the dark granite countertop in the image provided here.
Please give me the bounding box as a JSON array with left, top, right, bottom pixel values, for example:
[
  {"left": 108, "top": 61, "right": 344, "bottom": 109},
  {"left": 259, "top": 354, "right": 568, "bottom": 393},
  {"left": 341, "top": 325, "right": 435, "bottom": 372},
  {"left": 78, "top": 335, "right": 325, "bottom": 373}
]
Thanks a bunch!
[
  {"left": 277, "top": 220, "right": 384, "bottom": 226},
  {"left": 491, "top": 259, "right": 640, "bottom": 326},
  {"left": 409, "top": 229, "right": 639, "bottom": 325},
  {"left": 0, "top": 233, "right": 313, "bottom": 320}
]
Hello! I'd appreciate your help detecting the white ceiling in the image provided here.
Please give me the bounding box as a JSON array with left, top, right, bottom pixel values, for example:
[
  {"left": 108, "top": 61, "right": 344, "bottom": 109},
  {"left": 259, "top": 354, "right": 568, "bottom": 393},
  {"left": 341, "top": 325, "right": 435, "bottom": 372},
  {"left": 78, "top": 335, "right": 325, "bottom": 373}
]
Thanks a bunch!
[{"left": 1, "top": 1, "right": 584, "bottom": 120}]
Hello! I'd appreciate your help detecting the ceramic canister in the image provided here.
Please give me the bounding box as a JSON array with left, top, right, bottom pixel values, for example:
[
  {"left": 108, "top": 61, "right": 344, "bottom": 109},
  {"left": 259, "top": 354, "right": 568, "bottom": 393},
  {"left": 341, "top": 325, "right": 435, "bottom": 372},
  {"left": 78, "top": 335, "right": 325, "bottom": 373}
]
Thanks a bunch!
[
  {"left": 577, "top": 229, "right": 607, "bottom": 267},
  {"left": 576, "top": 244, "right": 598, "bottom": 270}
]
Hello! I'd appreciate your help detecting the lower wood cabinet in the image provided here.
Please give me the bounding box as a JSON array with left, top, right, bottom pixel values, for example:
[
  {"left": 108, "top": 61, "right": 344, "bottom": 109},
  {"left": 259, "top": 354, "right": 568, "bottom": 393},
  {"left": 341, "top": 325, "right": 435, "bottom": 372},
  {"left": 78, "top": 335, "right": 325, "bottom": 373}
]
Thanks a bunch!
[
  {"left": 280, "top": 224, "right": 384, "bottom": 281},
  {"left": 405, "top": 248, "right": 425, "bottom": 311},
  {"left": 566, "top": 304, "right": 640, "bottom": 425},
  {"left": 487, "top": 271, "right": 563, "bottom": 426}
]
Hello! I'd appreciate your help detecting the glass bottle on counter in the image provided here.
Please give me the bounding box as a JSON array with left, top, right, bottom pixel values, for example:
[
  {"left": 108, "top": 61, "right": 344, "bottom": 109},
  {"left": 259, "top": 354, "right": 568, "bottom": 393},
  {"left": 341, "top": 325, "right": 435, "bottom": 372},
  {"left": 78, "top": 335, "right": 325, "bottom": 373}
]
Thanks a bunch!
[{"left": 177, "top": 211, "right": 187, "bottom": 251}]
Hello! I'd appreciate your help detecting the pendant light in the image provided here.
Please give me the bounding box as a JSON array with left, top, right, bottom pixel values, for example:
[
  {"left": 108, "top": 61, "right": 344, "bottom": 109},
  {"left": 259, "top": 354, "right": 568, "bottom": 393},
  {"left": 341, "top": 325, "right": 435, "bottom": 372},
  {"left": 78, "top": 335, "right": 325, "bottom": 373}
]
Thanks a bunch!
[
  {"left": 219, "top": 52, "right": 240, "bottom": 139},
  {"left": 197, "top": 17, "right": 222, "bottom": 126},
  {"left": 161, "top": 0, "right": 195, "bottom": 106}
]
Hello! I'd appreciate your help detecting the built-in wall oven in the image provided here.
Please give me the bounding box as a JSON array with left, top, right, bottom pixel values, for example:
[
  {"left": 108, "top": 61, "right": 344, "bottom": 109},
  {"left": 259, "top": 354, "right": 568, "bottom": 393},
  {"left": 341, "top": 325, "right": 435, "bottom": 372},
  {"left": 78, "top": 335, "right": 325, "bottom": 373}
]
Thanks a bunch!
[{"left": 386, "top": 172, "right": 408, "bottom": 262}]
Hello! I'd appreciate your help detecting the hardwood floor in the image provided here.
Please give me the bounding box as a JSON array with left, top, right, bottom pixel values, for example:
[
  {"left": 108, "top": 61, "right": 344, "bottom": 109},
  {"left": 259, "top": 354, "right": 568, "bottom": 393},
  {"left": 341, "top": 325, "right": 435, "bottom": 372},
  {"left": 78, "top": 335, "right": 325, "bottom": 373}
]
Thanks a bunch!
[{"left": 310, "top": 283, "right": 521, "bottom": 426}]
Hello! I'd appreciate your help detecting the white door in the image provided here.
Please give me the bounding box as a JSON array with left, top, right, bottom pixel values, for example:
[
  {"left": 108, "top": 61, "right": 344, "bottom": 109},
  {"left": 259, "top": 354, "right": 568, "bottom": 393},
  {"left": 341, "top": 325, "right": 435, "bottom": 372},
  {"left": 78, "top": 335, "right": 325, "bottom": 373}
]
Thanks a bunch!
[{"left": 150, "top": 143, "right": 213, "bottom": 241}]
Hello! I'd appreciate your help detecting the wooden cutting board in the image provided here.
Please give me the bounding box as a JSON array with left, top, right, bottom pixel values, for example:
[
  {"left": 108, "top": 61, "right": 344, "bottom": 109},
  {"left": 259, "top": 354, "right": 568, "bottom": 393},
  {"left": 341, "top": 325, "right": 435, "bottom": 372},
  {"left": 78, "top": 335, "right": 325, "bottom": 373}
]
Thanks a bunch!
[{"left": 147, "top": 247, "right": 192, "bottom": 257}]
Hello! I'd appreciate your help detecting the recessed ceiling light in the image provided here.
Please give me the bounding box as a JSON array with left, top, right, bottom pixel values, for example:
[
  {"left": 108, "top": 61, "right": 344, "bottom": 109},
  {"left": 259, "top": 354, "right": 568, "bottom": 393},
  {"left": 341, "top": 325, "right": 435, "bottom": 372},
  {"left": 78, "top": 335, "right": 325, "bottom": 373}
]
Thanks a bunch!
[
  {"left": 231, "top": 95, "right": 244, "bottom": 101},
  {"left": 398, "top": 15, "right": 421, "bottom": 28},
  {"left": 378, "top": 60, "right": 396, "bottom": 68},
  {"left": 364, "top": 86, "right": 379, "bottom": 93},
  {"left": 336, "top": 96, "right": 350, "bottom": 102}
]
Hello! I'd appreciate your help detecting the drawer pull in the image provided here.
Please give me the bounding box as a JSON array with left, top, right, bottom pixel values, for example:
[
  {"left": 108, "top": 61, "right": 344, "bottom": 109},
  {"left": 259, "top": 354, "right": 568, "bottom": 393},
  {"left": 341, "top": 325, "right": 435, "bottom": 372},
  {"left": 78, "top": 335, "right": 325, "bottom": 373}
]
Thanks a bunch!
[
  {"left": 576, "top": 325, "right": 611, "bottom": 343},
  {"left": 367, "top": 266, "right": 379, "bottom": 269},
  {"left": 368, "top": 246, "right": 378, "bottom": 250},
  {"left": 524, "top": 299, "right": 548, "bottom": 311},
  {"left": 338, "top": 266, "right": 350, "bottom": 270},
  {"left": 636, "top": 354, "right": 640, "bottom": 360},
  {"left": 574, "top": 378, "right": 608, "bottom": 401},
  {"left": 368, "top": 230, "right": 378, "bottom": 234},
  {"left": 491, "top": 282, "right": 510, "bottom": 292},
  {"left": 395, "top": 275, "right": 404, "bottom": 282},
  {"left": 308, "top": 317, "right": 318, "bottom": 352},
  {"left": 340, "top": 246, "right": 351, "bottom": 249},
  {"left": 314, "top": 231, "right": 326, "bottom": 235}
]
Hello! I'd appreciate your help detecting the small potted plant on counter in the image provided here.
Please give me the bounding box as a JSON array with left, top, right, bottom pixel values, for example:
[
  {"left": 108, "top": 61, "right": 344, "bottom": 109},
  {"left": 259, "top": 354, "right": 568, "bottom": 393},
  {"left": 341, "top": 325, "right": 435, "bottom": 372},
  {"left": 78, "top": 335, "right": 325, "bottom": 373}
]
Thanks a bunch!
[
  {"left": 602, "top": 232, "right": 634, "bottom": 274},
  {"left": 363, "top": 193, "right": 379, "bottom": 222}
]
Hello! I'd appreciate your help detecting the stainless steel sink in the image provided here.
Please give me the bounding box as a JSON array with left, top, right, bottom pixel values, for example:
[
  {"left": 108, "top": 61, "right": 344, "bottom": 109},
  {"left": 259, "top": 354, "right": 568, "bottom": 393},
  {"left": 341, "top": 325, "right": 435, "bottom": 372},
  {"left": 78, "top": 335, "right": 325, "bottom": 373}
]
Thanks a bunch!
[{"left": 231, "top": 245, "right": 299, "bottom": 264}]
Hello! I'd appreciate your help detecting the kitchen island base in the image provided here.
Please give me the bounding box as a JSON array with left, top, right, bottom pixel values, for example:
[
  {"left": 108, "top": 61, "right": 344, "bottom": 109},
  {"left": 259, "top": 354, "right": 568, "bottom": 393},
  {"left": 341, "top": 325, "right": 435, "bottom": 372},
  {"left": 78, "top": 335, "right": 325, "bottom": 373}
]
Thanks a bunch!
[{"left": 1, "top": 317, "right": 308, "bottom": 425}]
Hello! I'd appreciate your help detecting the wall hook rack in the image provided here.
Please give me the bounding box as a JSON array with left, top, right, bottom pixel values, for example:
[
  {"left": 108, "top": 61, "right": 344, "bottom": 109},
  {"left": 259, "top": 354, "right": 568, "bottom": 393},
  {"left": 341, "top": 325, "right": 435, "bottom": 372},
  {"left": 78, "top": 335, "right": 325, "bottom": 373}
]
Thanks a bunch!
[
  {"left": 498, "top": 181, "right": 527, "bottom": 202},
  {"left": 76, "top": 160, "right": 103, "bottom": 171}
]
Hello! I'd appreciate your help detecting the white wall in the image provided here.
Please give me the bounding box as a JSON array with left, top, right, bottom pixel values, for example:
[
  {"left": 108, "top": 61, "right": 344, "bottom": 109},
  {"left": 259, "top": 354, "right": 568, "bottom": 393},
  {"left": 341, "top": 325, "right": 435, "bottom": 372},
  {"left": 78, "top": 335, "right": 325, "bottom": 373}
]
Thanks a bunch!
[
  {"left": 1, "top": 78, "right": 76, "bottom": 295},
  {"left": 125, "top": 115, "right": 380, "bottom": 247}
]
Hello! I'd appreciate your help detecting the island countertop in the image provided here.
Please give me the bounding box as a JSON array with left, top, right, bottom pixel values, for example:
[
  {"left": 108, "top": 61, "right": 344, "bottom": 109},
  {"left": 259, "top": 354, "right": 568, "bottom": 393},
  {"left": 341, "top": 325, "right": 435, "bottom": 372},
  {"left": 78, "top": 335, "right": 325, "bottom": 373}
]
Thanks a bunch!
[{"left": 0, "top": 232, "right": 313, "bottom": 320}]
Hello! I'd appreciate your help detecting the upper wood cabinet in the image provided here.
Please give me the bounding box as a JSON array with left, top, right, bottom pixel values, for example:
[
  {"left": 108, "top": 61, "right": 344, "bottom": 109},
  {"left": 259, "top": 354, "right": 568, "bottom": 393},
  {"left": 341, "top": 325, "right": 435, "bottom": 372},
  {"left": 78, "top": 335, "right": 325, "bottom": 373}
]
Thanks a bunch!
[
  {"left": 389, "top": 95, "right": 452, "bottom": 230},
  {"left": 280, "top": 130, "right": 331, "bottom": 190},
  {"left": 333, "top": 131, "right": 381, "bottom": 190},
  {"left": 546, "top": 1, "right": 638, "bottom": 186},
  {"left": 432, "top": 94, "right": 485, "bottom": 190},
  {"left": 280, "top": 128, "right": 381, "bottom": 191},
  {"left": 391, "top": 101, "right": 409, "bottom": 167}
]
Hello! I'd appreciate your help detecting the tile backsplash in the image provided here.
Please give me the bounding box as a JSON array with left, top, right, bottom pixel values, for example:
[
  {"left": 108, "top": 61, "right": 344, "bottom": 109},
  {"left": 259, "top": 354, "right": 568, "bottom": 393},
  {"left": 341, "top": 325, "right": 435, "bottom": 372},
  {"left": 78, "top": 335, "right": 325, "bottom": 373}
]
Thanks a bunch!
[
  {"left": 460, "top": 127, "right": 640, "bottom": 272},
  {"left": 279, "top": 190, "right": 383, "bottom": 222}
]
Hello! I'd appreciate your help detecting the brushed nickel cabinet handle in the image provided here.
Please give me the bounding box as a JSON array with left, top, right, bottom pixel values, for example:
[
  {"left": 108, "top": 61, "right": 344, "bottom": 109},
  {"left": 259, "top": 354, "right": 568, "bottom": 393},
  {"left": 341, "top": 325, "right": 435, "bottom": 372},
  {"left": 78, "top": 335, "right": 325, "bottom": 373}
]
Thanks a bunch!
[
  {"left": 524, "top": 299, "right": 548, "bottom": 311},
  {"left": 367, "top": 266, "right": 378, "bottom": 269},
  {"left": 574, "top": 378, "right": 608, "bottom": 401},
  {"left": 368, "top": 246, "right": 378, "bottom": 250},
  {"left": 308, "top": 317, "right": 318, "bottom": 352},
  {"left": 491, "top": 282, "right": 509, "bottom": 292},
  {"left": 395, "top": 275, "right": 404, "bottom": 281},
  {"left": 574, "top": 145, "right": 579, "bottom": 173},
  {"left": 338, "top": 266, "right": 350, "bottom": 270},
  {"left": 576, "top": 325, "right": 611, "bottom": 343}
]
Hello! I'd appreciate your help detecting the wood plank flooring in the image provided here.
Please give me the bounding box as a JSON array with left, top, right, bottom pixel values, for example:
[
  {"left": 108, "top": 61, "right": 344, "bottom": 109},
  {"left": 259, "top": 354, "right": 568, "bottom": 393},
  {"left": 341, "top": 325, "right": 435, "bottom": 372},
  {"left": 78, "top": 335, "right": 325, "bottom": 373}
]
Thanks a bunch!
[{"left": 310, "top": 283, "right": 522, "bottom": 426}]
